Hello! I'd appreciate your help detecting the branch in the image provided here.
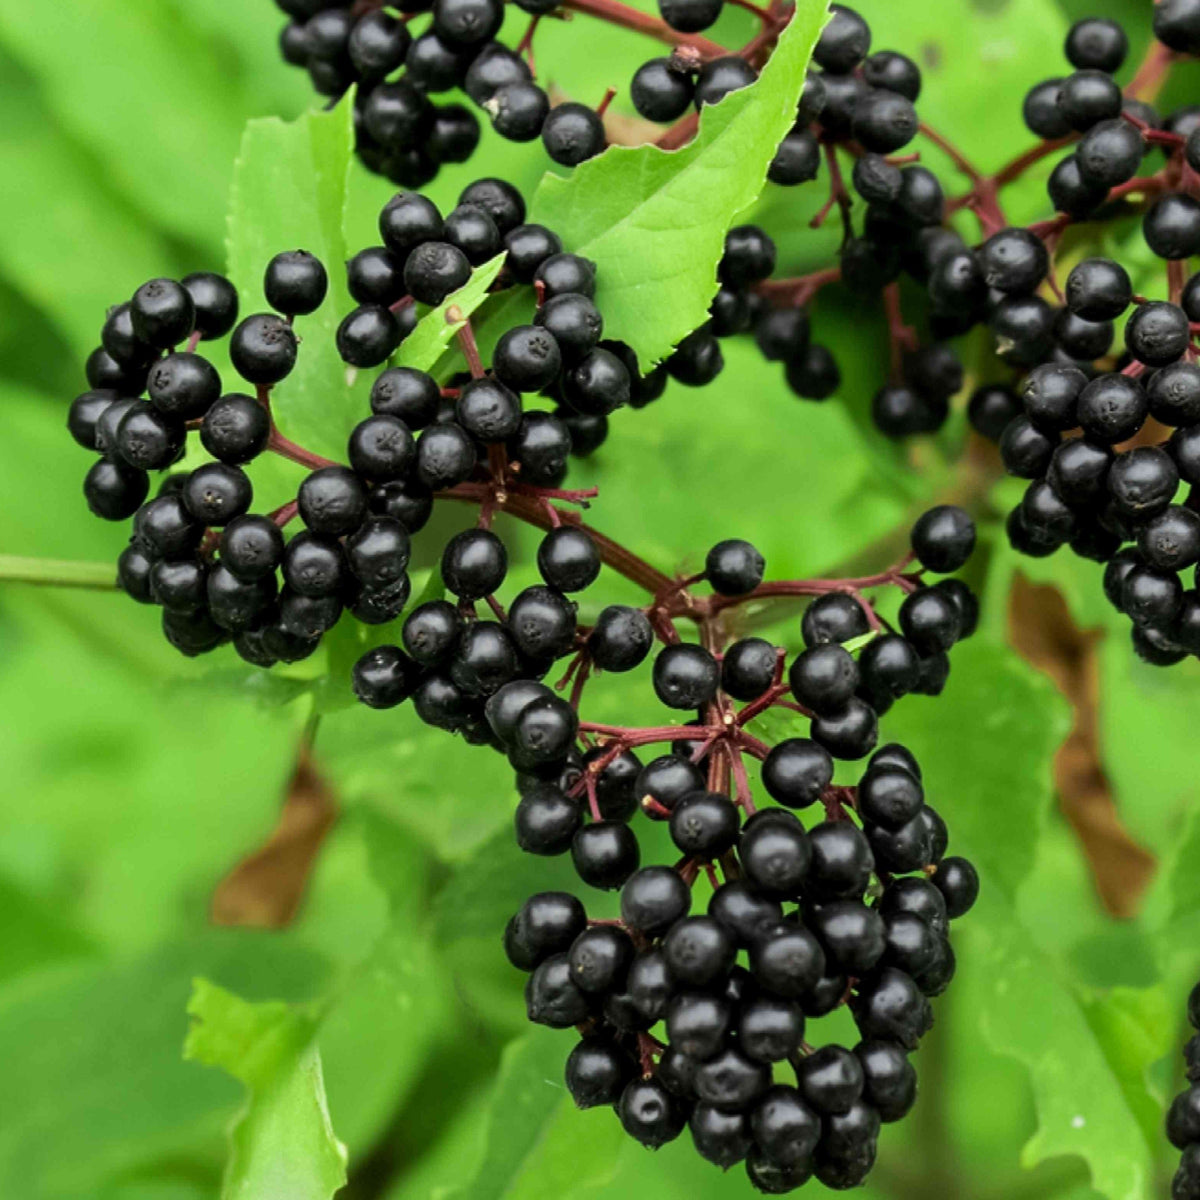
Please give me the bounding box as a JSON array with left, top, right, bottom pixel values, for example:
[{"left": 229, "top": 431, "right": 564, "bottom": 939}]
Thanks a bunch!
[{"left": 0, "top": 555, "right": 118, "bottom": 590}]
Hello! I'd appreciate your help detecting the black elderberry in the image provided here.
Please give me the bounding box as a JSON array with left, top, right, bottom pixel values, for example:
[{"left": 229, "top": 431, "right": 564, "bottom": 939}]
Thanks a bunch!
[
  {"left": 750, "top": 1086, "right": 821, "bottom": 1172},
  {"left": 761, "top": 738, "right": 833, "bottom": 809},
  {"left": 750, "top": 922, "right": 827, "bottom": 998},
  {"left": 336, "top": 305, "right": 403, "bottom": 368},
  {"left": 1127, "top": 301, "right": 1191, "bottom": 367},
  {"left": 537, "top": 527, "right": 600, "bottom": 593},
  {"left": 403, "top": 241, "right": 472, "bottom": 305},
  {"left": 569, "top": 924, "right": 634, "bottom": 993},
  {"left": 588, "top": 605, "right": 653, "bottom": 671},
  {"left": 653, "top": 643, "right": 720, "bottom": 709},
  {"left": 370, "top": 478, "right": 433, "bottom": 532},
  {"left": 541, "top": 102, "right": 606, "bottom": 166},
  {"left": 130, "top": 278, "right": 195, "bottom": 349},
  {"left": 802, "top": 592, "right": 869, "bottom": 647},
  {"left": 1144, "top": 194, "right": 1200, "bottom": 260},
  {"left": 1150, "top": 363, "right": 1200, "bottom": 427},
  {"left": 230, "top": 313, "right": 298, "bottom": 385},
  {"left": 1108, "top": 446, "right": 1179, "bottom": 518},
  {"left": 146, "top": 353, "right": 222, "bottom": 421},
  {"left": 415, "top": 421, "right": 477, "bottom": 489},
  {"left": 220, "top": 515, "right": 284, "bottom": 582},
  {"left": 182, "top": 462, "right": 253, "bottom": 526},
  {"left": 182, "top": 272, "right": 239, "bottom": 340},
  {"left": 722, "top": 637, "right": 777, "bottom": 701},
  {"left": 620, "top": 865, "right": 690, "bottom": 937},
  {"left": 694, "top": 57, "right": 757, "bottom": 109},
  {"left": 632, "top": 57, "right": 695, "bottom": 122},
  {"left": 198, "top": 393, "right": 270, "bottom": 465},
  {"left": 669, "top": 790, "right": 739, "bottom": 859},
  {"left": 705, "top": 538, "right": 764, "bottom": 595},
  {"left": 84, "top": 458, "right": 149, "bottom": 521},
  {"left": 506, "top": 585, "right": 577, "bottom": 661},
  {"left": 617, "top": 1078, "right": 687, "bottom": 1148},
  {"left": 740, "top": 810, "right": 811, "bottom": 898},
  {"left": 449, "top": 621, "right": 518, "bottom": 696},
  {"left": 459, "top": 178, "right": 526, "bottom": 236},
  {"left": 931, "top": 856, "right": 980, "bottom": 918},
  {"left": 769, "top": 129, "right": 822, "bottom": 186},
  {"left": 535, "top": 253, "right": 597, "bottom": 300},
  {"left": 283, "top": 532, "right": 347, "bottom": 598},
  {"left": 668, "top": 328, "right": 724, "bottom": 386},
  {"left": 571, "top": 820, "right": 640, "bottom": 889},
  {"left": 515, "top": 782, "right": 581, "bottom": 854},
  {"left": 297, "top": 466, "right": 367, "bottom": 537},
  {"left": 814, "top": 4, "right": 870, "bottom": 72},
  {"left": 1059, "top": 69, "right": 1123, "bottom": 131}
]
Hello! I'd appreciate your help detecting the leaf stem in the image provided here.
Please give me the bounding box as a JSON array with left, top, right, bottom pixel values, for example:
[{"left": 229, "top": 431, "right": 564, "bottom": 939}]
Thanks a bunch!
[{"left": 0, "top": 555, "right": 118, "bottom": 590}]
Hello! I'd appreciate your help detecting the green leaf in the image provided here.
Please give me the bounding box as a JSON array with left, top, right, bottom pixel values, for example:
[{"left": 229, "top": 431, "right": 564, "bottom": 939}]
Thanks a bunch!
[
  {"left": 226, "top": 100, "right": 360, "bottom": 462},
  {"left": 396, "top": 253, "right": 508, "bottom": 375},
  {"left": 530, "top": 0, "right": 830, "bottom": 370},
  {"left": 438, "top": 1029, "right": 624, "bottom": 1200},
  {"left": 185, "top": 979, "right": 348, "bottom": 1200},
  {"left": 888, "top": 638, "right": 1164, "bottom": 1198}
]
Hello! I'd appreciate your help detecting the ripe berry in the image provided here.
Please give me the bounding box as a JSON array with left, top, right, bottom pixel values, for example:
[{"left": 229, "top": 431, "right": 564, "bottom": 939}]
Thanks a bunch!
[
  {"left": 618, "top": 1078, "right": 687, "bottom": 1148},
  {"left": 588, "top": 605, "right": 653, "bottom": 671},
  {"left": 230, "top": 313, "right": 298, "bottom": 384},
  {"left": 694, "top": 57, "right": 757, "bottom": 108},
  {"left": 535, "top": 294, "right": 603, "bottom": 362},
  {"left": 802, "top": 592, "right": 869, "bottom": 646},
  {"left": 762, "top": 738, "right": 833, "bottom": 808},
  {"left": 220, "top": 515, "right": 284, "bottom": 581},
  {"left": 722, "top": 637, "right": 777, "bottom": 701},
  {"left": 750, "top": 923, "right": 827, "bottom": 998},
  {"left": 1066, "top": 257, "right": 1132, "bottom": 320},
  {"left": 506, "top": 585, "right": 577, "bottom": 660},
  {"left": 297, "top": 466, "right": 367, "bottom": 536},
  {"left": 183, "top": 462, "right": 252, "bottom": 526},
  {"left": 1058, "top": 69, "right": 1122, "bottom": 131},
  {"left": 705, "top": 538, "right": 764, "bottom": 595},
  {"left": 653, "top": 643, "right": 720, "bottom": 709},
  {"left": 572, "top": 821, "right": 640, "bottom": 889},
  {"left": 663, "top": 915, "right": 736, "bottom": 987},
  {"left": 542, "top": 103, "right": 606, "bottom": 166},
  {"left": 535, "top": 252, "right": 597, "bottom": 299},
  {"left": 632, "top": 57, "right": 694, "bottom": 121},
  {"left": 739, "top": 810, "right": 811, "bottom": 898},
  {"left": 201, "top": 393, "right": 270, "bottom": 464},
  {"left": 852, "top": 88, "right": 917, "bottom": 154},
  {"left": 1127, "top": 301, "right": 1191, "bottom": 367},
  {"left": 264, "top": 250, "right": 328, "bottom": 316},
  {"left": 182, "top": 272, "right": 239, "bottom": 340},
  {"left": 910, "top": 505, "right": 975, "bottom": 573},
  {"left": 1145, "top": 193, "right": 1200, "bottom": 260},
  {"left": 370, "top": 478, "right": 433, "bottom": 533},
  {"left": 404, "top": 241, "right": 472, "bottom": 305},
  {"left": 814, "top": 4, "right": 870, "bottom": 72},
  {"left": 84, "top": 458, "right": 149, "bottom": 520},
  {"left": 561, "top": 348, "right": 630, "bottom": 415},
  {"left": 1077, "top": 373, "right": 1148, "bottom": 443},
  {"left": 1077, "top": 118, "right": 1143, "bottom": 188},
  {"left": 1066, "top": 17, "right": 1127, "bottom": 71},
  {"left": 130, "top": 278, "right": 195, "bottom": 348},
  {"left": 116, "top": 402, "right": 185, "bottom": 470},
  {"left": 147, "top": 353, "right": 222, "bottom": 420},
  {"left": 415, "top": 422, "right": 476, "bottom": 488},
  {"left": 620, "top": 866, "right": 690, "bottom": 937},
  {"left": 537, "top": 527, "right": 600, "bottom": 593},
  {"left": 441, "top": 528, "right": 507, "bottom": 599},
  {"left": 670, "top": 790, "right": 740, "bottom": 858}
]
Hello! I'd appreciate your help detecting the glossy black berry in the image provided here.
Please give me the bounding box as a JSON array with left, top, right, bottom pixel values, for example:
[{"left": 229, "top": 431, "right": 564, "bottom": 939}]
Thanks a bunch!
[
  {"left": 415, "top": 422, "right": 476, "bottom": 488},
  {"left": 297, "top": 466, "right": 367, "bottom": 537},
  {"left": 589, "top": 605, "right": 653, "bottom": 671},
  {"left": 130, "top": 278, "right": 195, "bottom": 348},
  {"left": 705, "top": 538, "right": 764, "bottom": 595},
  {"left": 182, "top": 463, "right": 253, "bottom": 526},
  {"left": 182, "top": 272, "right": 239, "bottom": 340},
  {"left": 631, "top": 57, "right": 694, "bottom": 122},
  {"left": 670, "top": 790, "right": 740, "bottom": 858},
  {"left": 537, "top": 527, "right": 600, "bottom": 593},
  {"left": 441, "top": 528, "right": 506, "bottom": 599},
  {"left": 84, "top": 458, "right": 149, "bottom": 520},
  {"left": 230, "top": 313, "right": 298, "bottom": 384},
  {"left": 761, "top": 738, "right": 833, "bottom": 808},
  {"left": 722, "top": 637, "right": 777, "bottom": 701},
  {"left": 541, "top": 102, "right": 606, "bottom": 166},
  {"left": 146, "top": 353, "right": 222, "bottom": 420},
  {"left": 201, "top": 393, "right": 271, "bottom": 464}
]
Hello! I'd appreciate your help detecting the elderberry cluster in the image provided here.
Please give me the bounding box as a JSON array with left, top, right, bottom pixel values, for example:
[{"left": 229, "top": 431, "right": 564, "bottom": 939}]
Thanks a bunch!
[
  {"left": 1169, "top": 980, "right": 1200, "bottom": 1199},
  {"left": 356, "top": 503, "right": 983, "bottom": 1191},
  {"left": 64, "top": 176, "right": 677, "bottom": 661}
]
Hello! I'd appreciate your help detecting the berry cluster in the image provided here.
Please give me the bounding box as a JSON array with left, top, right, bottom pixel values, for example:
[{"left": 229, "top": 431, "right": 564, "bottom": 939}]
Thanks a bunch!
[
  {"left": 271, "top": 0, "right": 796, "bottom": 185},
  {"left": 946, "top": 16, "right": 1200, "bottom": 668},
  {"left": 66, "top": 177, "right": 676, "bottom": 660},
  {"left": 366, "top": 504, "right": 986, "bottom": 1192},
  {"left": 1170, "top": 980, "right": 1200, "bottom": 1200}
]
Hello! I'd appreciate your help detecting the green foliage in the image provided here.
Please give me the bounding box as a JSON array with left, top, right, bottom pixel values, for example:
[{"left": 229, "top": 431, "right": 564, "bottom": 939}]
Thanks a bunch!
[
  {"left": 0, "top": 0, "right": 1195, "bottom": 1198},
  {"left": 185, "top": 980, "right": 348, "bottom": 1200}
]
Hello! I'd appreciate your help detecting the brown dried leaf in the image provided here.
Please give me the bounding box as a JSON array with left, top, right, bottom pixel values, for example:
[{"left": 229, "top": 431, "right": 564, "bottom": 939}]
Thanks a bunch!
[
  {"left": 210, "top": 749, "right": 337, "bottom": 929},
  {"left": 1008, "top": 572, "right": 1156, "bottom": 917}
]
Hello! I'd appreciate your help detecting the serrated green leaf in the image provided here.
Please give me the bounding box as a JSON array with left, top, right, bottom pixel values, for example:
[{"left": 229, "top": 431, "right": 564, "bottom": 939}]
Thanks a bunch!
[
  {"left": 530, "top": 0, "right": 830, "bottom": 370},
  {"left": 227, "top": 100, "right": 360, "bottom": 463},
  {"left": 397, "top": 253, "right": 508, "bottom": 374},
  {"left": 186, "top": 980, "right": 347, "bottom": 1200}
]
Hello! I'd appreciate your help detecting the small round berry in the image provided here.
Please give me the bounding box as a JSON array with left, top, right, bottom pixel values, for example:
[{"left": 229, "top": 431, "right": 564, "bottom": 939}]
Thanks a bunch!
[
  {"left": 337, "top": 305, "right": 403, "bottom": 368},
  {"left": 721, "top": 637, "right": 777, "bottom": 701},
  {"left": 130, "top": 278, "right": 195, "bottom": 348},
  {"left": 379, "top": 192, "right": 443, "bottom": 254},
  {"left": 814, "top": 3, "right": 870, "bottom": 72},
  {"left": 537, "top": 527, "right": 600, "bottom": 593},
  {"left": 911, "top": 505, "right": 976, "bottom": 573},
  {"left": 572, "top": 821, "right": 640, "bottom": 889},
  {"left": 182, "top": 272, "right": 239, "bottom": 340},
  {"left": 762, "top": 738, "right": 833, "bottom": 808},
  {"left": 220, "top": 515, "right": 284, "bottom": 581},
  {"left": 669, "top": 790, "right": 740, "bottom": 858},
  {"left": 201, "top": 393, "right": 271, "bottom": 464},
  {"left": 442, "top": 527, "right": 507, "bottom": 599},
  {"left": 348, "top": 414, "right": 415, "bottom": 482},
  {"left": 230, "top": 313, "right": 298, "bottom": 384},
  {"left": 653, "top": 643, "right": 721, "bottom": 709},
  {"left": 84, "top": 458, "right": 149, "bottom": 520},
  {"left": 631, "top": 57, "right": 694, "bottom": 122},
  {"left": 705, "top": 538, "right": 764, "bottom": 595},
  {"left": 146, "top": 352, "right": 222, "bottom": 420},
  {"left": 1144, "top": 193, "right": 1200, "bottom": 260},
  {"left": 588, "top": 605, "right": 653, "bottom": 671},
  {"left": 535, "top": 253, "right": 597, "bottom": 300},
  {"left": 404, "top": 241, "right": 472, "bottom": 305},
  {"left": 182, "top": 463, "right": 253, "bottom": 526},
  {"left": 371, "top": 366, "right": 441, "bottom": 428},
  {"left": 297, "top": 465, "right": 367, "bottom": 536},
  {"left": 694, "top": 57, "right": 757, "bottom": 108},
  {"left": 415, "top": 422, "right": 476, "bottom": 489},
  {"left": 542, "top": 103, "right": 606, "bottom": 166},
  {"left": 1058, "top": 69, "right": 1123, "bottom": 131},
  {"left": 1126, "top": 301, "right": 1191, "bottom": 367},
  {"left": 264, "top": 250, "right": 328, "bottom": 316}
]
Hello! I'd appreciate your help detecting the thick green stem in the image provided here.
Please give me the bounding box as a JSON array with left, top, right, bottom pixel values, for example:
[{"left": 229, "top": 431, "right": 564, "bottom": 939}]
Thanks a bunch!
[{"left": 0, "top": 555, "right": 118, "bottom": 590}]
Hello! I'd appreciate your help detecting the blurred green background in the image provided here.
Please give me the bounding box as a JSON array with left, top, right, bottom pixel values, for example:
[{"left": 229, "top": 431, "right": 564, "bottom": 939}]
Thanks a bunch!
[{"left": 2, "top": 0, "right": 1200, "bottom": 1197}]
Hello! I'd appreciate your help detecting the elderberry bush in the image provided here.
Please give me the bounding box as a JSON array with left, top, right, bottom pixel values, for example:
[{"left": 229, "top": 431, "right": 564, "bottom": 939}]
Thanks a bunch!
[{"left": 1169, "top": 981, "right": 1200, "bottom": 1200}]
